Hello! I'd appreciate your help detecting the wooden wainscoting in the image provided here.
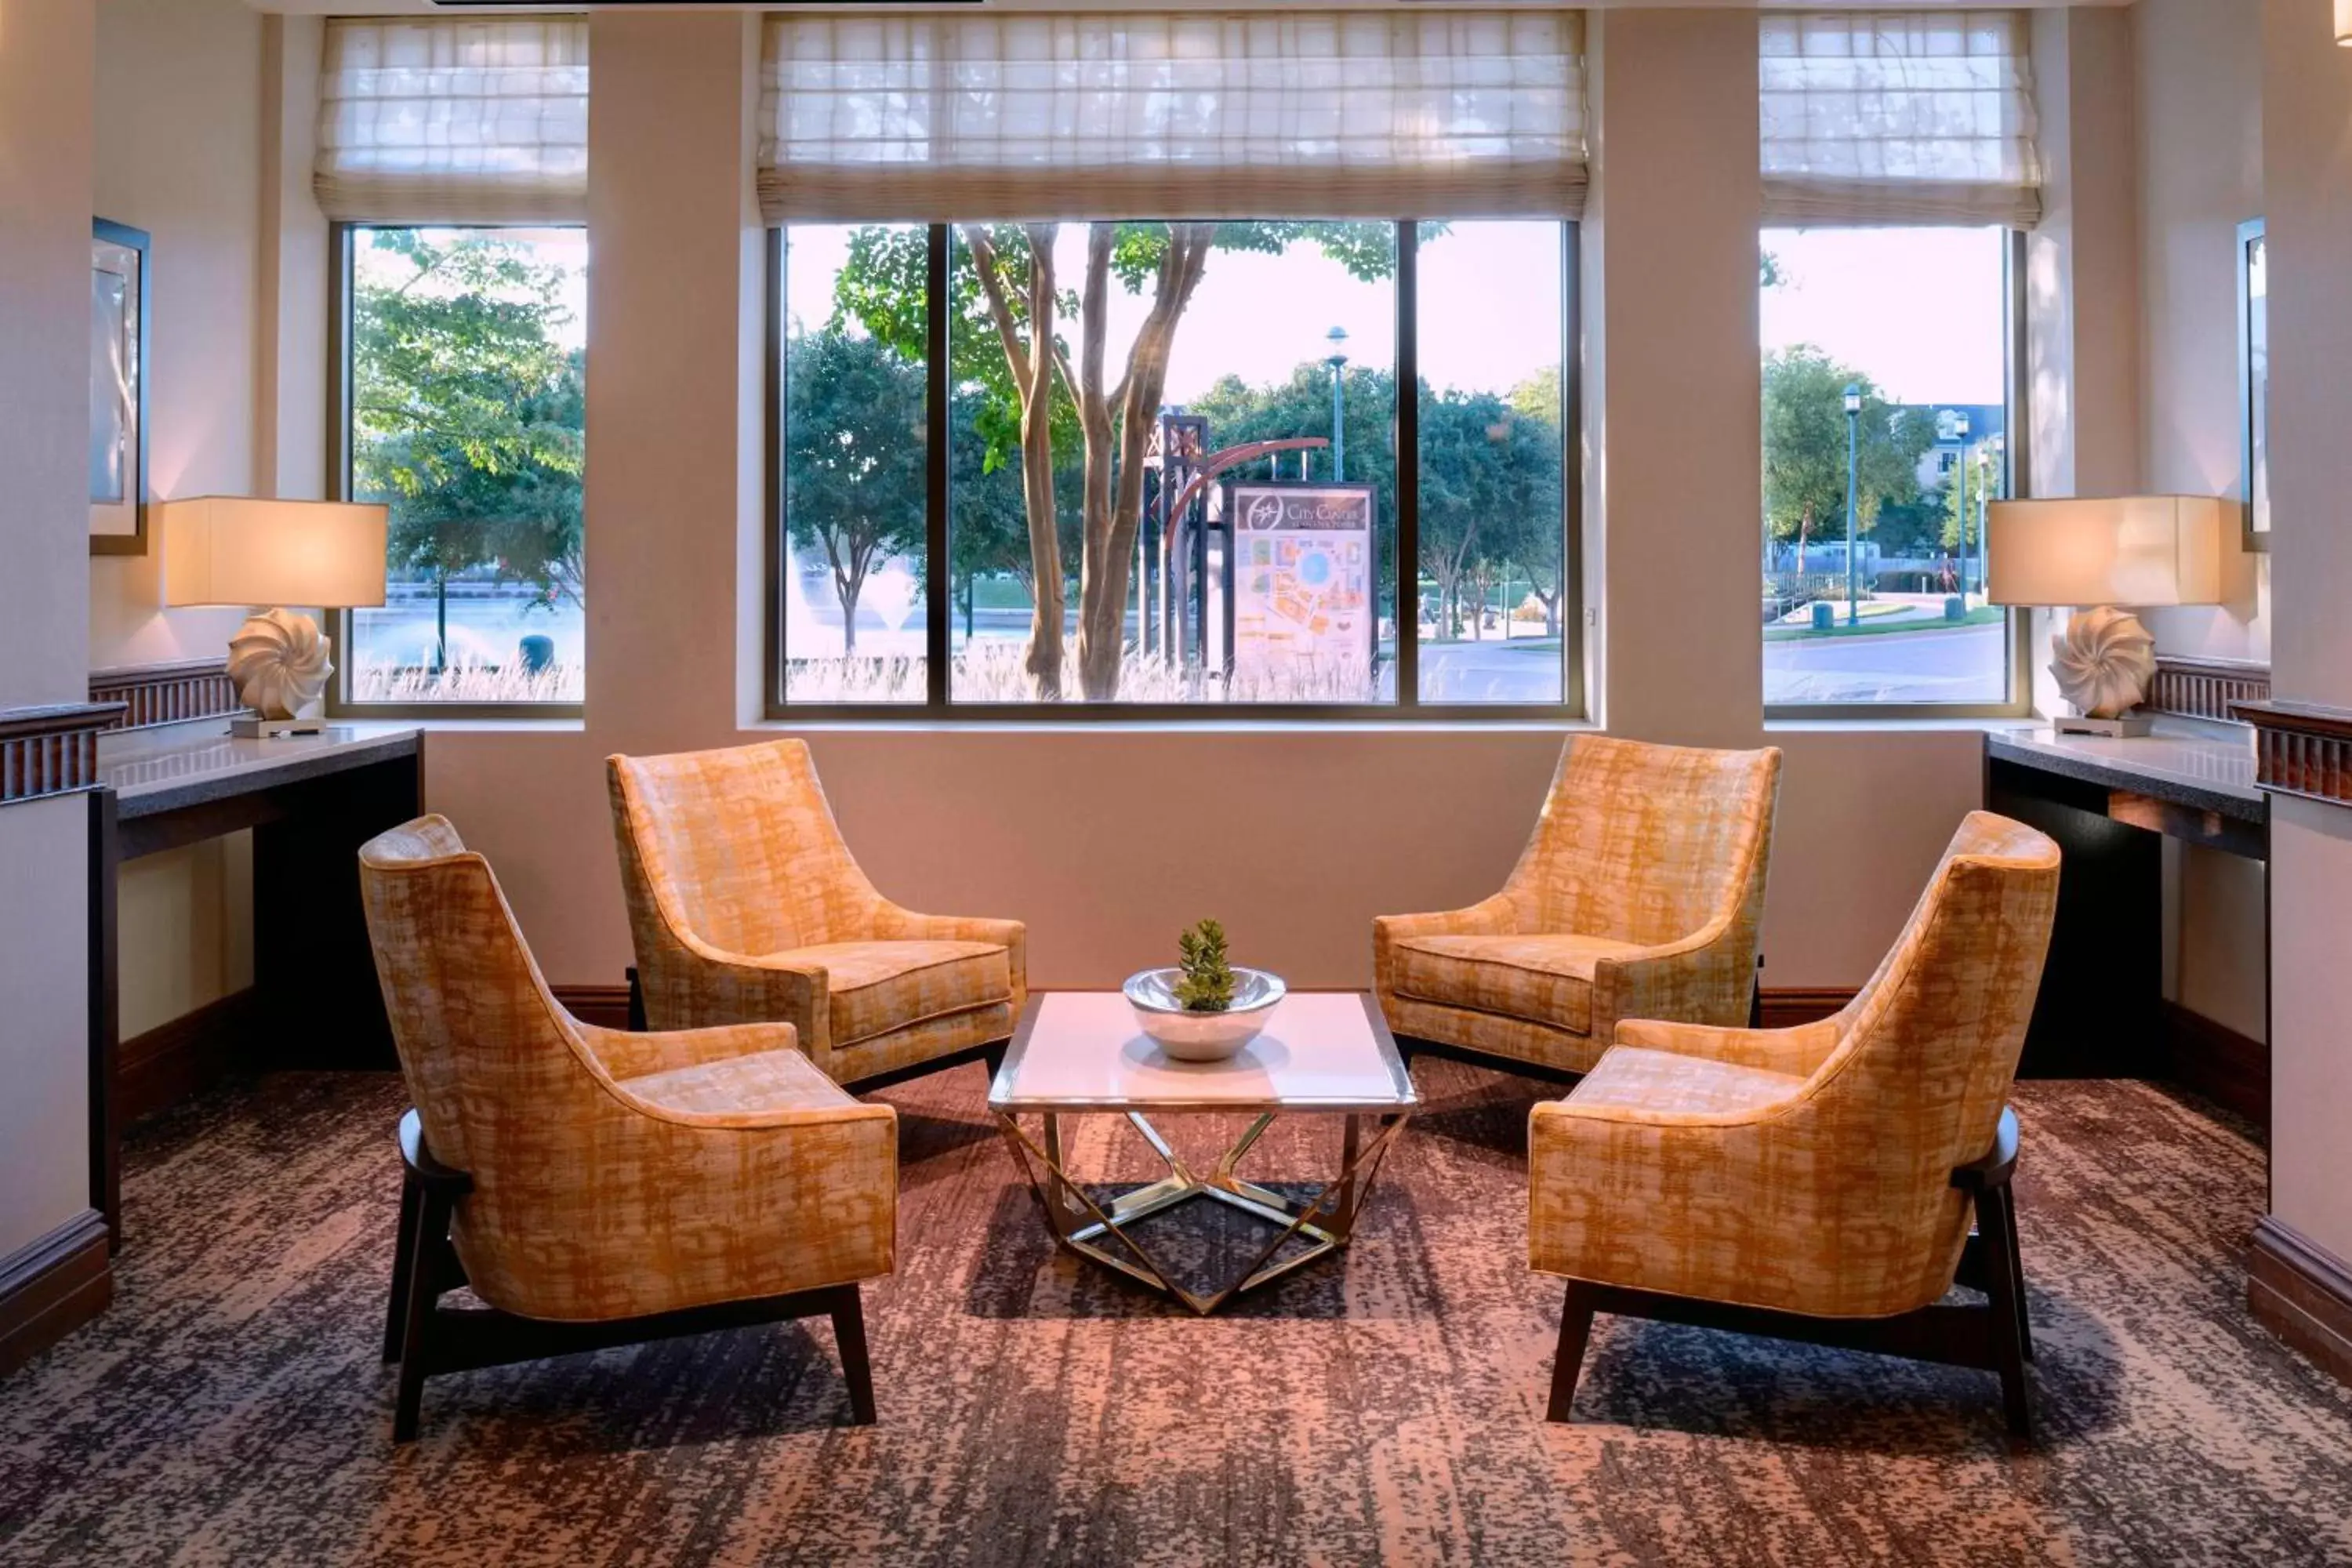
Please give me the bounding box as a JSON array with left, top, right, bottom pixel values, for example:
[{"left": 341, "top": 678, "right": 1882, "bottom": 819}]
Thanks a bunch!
[
  {"left": 552, "top": 984, "right": 633, "bottom": 1032},
  {"left": 0, "top": 702, "right": 124, "bottom": 806},
  {"left": 2249, "top": 1218, "right": 2352, "bottom": 1392},
  {"left": 2146, "top": 655, "right": 2270, "bottom": 724},
  {"left": 88, "top": 658, "right": 242, "bottom": 731},
  {"left": 1756, "top": 988, "right": 1857, "bottom": 1029},
  {"left": 0, "top": 1210, "right": 111, "bottom": 1377},
  {"left": 118, "top": 989, "right": 260, "bottom": 1126}
]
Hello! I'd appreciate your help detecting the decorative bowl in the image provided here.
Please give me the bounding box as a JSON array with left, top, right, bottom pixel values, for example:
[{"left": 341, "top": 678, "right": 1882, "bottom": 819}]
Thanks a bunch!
[{"left": 1122, "top": 967, "right": 1287, "bottom": 1062}]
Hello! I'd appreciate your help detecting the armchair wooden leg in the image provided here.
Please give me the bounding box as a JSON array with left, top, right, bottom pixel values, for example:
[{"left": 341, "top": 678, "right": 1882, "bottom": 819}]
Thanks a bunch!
[
  {"left": 383, "top": 1169, "right": 420, "bottom": 1364},
  {"left": 391, "top": 1182, "right": 452, "bottom": 1443},
  {"left": 829, "top": 1284, "right": 877, "bottom": 1426},
  {"left": 625, "top": 967, "right": 648, "bottom": 1033},
  {"left": 981, "top": 1041, "right": 1007, "bottom": 1083},
  {"left": 1975, "top": 1185, "right": 2034, "bottom": 1440},
  {"left": 1545, "top": 1281, "right": 1597, "bottom": 1423}
]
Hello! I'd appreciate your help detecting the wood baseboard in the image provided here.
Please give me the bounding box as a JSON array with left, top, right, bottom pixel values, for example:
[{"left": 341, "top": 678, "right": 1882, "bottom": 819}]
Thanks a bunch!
[
  {"left": 2249, "top": 1216, "right": 2352, "bottom": 1392},
  {"left": 2158, "top": 1000, "right": 2268, "bottom": 1128},
  {"left": 118, "top": 987, "right": 258, "bottom": 1125},
  {"left": 551, "top": 983, "right": 633, "bottom": 1032},
  {"left": 1757, "top": 987, "right": 1857, "bottom": 1030},
  {"left": 0, "top": 1210, "right": 112, "bottom": 1378}
]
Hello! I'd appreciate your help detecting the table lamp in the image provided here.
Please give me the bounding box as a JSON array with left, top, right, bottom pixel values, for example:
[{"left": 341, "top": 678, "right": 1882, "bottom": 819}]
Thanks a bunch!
[
  {"left": 1984, "top": 495, "right": 2228, "bottom": 737},
  {"left": 159, "top": 496, "right": 390, "bottom": 739}
]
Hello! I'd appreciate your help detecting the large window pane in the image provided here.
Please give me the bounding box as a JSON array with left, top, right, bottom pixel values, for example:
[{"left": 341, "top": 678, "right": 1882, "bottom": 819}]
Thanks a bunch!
[
  {"left": 934, "top": 221, "right": 1396, "bottom": 706},
  {"left": 780, "top": 223, "right": 930, "bottom": 703},
  {"left": 347, "top": 226, "right": 587, "bottom": 704},
  {"left": 1415, "top": 221, "right": 1568, "bottom": 705},
  {"left": 1760, "top": 227, "right": 2011, "bottom": 708}
]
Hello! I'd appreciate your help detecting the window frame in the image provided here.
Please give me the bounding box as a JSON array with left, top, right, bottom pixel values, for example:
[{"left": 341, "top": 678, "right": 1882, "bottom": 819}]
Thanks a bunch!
[
  {"left": 325, "top": 220, "right": 590, "bottom": 722},
  {"left": 763, "top": 219, "right": 1586, "bottom": 724},
  {"left": 1760, "top": 227, "right": 2035, "bottom": 724}
]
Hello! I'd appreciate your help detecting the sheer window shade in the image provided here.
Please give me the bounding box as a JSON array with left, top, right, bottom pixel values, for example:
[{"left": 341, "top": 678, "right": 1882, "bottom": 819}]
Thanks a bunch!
[
  {"left": 1761, "top": 12, "right": 2042, "bottom": 228},
  {"left": 759, "top": 11, "right": 1587, "bottom": 223},
  {"left": 316, "top": 18, "right": 588, "bottom": 224}
]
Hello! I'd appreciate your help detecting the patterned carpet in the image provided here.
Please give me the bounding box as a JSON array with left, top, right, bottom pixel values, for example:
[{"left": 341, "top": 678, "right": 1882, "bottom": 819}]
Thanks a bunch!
[{"left": 2, "top": 1059, "right": 2349, "bottom": 1567}]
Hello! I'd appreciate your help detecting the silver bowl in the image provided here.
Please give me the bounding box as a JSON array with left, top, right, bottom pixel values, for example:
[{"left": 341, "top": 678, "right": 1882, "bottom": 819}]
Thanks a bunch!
[{"left": 1122, "top": 967, "right": 1287, "bottom": 1062}]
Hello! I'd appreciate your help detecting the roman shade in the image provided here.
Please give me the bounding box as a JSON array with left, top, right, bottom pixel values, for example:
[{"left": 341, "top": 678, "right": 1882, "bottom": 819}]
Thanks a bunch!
[
  {"left": 758, "top": 10, "right": 1588, "bottom": 223},
  {"left": 1761, "top": 12, "right": 2042, "bottom": 229},
  {"left": 316, "top": 18, "right": 589, "bottom": 223}
]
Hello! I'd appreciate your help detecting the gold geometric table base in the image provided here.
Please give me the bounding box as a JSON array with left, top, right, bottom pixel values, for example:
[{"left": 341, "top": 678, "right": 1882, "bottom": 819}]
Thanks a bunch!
[{"left": 994, "top": 1108, "right": 1410, "bottom": 1315}]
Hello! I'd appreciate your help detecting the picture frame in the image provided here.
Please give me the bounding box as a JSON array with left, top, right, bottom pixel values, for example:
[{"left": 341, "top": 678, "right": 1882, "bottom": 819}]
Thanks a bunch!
[
  {"left": 90, "top": 218, "right": 150, "bottom": 557},
  {"left": 2238, "top": 217, "right": 2268, "bottom": 554}
]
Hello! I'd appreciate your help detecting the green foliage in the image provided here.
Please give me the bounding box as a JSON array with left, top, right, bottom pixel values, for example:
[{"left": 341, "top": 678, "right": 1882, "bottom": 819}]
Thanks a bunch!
[
  {"left": 1174, "top": 918, "right": 1236, "bottom": 1014},
  {"left": 786, "top": 329, "right": 928, "bottom": 654},
  {"left": 1940, "top": 441, "right": 2008, "bottom": 550},
  {"left": 1762, "top": 347, "right": 1933, "bottom": 551},
  {"left": 351, "top": 230, "right": 585, "bottom": 622}
]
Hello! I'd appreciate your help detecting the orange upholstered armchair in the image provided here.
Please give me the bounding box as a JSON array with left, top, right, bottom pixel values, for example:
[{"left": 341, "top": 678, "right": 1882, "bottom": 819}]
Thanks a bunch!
[
  {"left": 1529, "top": 811, "right": 2061, "bottom": 1436},
  {"left": 608, "top": 739, "right": 1026, "bottom": 1090},
  {"left": 1375, "top": 735, "right": 1782, "bottom": 1079},
  {"left": 360, "top": 815, "right": 897, "bottom": 1442}
]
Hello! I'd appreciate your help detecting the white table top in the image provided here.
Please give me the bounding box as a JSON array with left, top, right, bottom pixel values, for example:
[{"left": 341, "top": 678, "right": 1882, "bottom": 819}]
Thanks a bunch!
[
  {"left": 989, "top": 992, "right": 1417, "bottom": 1114},
  {"left": 96, "top": 719, "right": 420, "bottom": 817}
]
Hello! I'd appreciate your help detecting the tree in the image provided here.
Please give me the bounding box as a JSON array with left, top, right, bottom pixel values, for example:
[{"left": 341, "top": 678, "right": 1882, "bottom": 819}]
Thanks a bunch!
[
  {"left": 1761, "top": 348, "right": 1933, "bottom": 571},
  {"left": 786, "top": 330, "right": 927, "bottom": 655},
  {"left": 833, "top": 221, "right": 1397, "bottom": 699},
  {"left": 1502, "top": 369, "right": 1569, "bottom": 636},
  {"left": 352, "top": 230, "right": 584, "bottom": 670},
  {"left": 1418, "top": 389, "right": 1559, "bottom": 641}
]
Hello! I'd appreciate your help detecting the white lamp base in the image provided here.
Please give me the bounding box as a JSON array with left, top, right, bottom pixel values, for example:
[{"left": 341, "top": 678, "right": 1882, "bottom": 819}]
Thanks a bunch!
[
  {"left": 2050, "top": 712, "right": 2153, "bottom": 739},
  {"left": 230, "top": 714, "right": 328, "bottom": 740}
]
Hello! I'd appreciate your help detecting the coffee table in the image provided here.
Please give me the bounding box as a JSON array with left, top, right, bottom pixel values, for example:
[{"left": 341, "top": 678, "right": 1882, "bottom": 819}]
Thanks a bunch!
[{"left": 987, "top": 991, "right": 1417, "bottom": 1314}]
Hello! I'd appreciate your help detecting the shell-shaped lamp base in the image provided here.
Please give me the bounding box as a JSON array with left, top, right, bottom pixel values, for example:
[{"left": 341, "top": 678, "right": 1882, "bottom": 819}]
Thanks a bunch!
[
  {"left": 227, "top": 608, "right": 335, "bottom": 722},
  {"left": 2049, "top": 605, "right": 2156, "bottom": 721}
]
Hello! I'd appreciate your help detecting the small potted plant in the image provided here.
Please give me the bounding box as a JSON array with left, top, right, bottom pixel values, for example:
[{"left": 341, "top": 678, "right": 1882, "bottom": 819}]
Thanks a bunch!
[{"left": 1124, "top": 919, "right": 1287, "bottom": 1062}]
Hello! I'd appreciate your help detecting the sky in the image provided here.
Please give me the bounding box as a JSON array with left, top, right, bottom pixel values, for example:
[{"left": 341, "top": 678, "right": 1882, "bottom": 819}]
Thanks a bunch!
[
  {"left": 782, "top": 220, "right": 1566, "bottom": 403},
  {"left": 1760, "top": 226, "right": 2009, "bottom": 405},
  {"left": 367, "top": 220, "right": 2006, "bottom": 413}
]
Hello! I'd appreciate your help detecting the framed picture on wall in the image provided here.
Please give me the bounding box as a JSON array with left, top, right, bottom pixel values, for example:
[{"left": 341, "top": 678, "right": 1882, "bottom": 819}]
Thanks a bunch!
[
  {"left": 91, "top": 218, "right": 150, "bottom": 557},
  {"left": 2238, "top": 217, "right": 2269, "bottom": 554}
]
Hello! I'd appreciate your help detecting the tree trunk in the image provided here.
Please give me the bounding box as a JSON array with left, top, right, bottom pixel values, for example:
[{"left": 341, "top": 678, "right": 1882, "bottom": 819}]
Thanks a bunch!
[
  {"left": 963, "top": 223, "right": 1066, "bottom": 699},
  {"left": 1076, "top": 223, "right": 1215, "bottom": 702}
]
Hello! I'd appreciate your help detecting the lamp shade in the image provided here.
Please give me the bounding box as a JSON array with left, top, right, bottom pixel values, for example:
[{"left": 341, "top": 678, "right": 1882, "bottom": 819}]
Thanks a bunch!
[
  {"left": 160, "top": 496, "right": 389, "bottom": 609},
  {"left": 1984, "top": 495, "right": 2228, "bottom": 608},
  {"left": 2339, "top": 0, "right": 2351, "bottom": 45}
]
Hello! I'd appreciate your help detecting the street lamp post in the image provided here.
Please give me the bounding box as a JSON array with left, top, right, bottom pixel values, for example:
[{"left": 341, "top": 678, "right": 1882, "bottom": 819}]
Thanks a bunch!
[
  {"left": 1953, "top": 411, "right": 1973, "bottom": 600},
  {"left": 1325, "top": 325, "right": 1350, "bottom": 481},
  {"left": 1976, "top": 434, "right": 1999, "bottom": 604},
  {"left": 1844, "top": 383, "right": 1862, "bottom": 626}
]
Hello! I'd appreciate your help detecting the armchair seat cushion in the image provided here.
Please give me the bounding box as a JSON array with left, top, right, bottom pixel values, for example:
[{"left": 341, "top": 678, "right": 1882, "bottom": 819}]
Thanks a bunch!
[
  {"left": 1388, "top": 933, "right": 1648, "bottom": 1037},
  {"left": 616, "top": 1044, "right": 855, "bottom": 1120},
  {"left": 1566, "top": 1046, "right": 1807, "bottom": 1123},
  {"left": 771, "top": 940, "right": 1013, "bottom": 1049}
]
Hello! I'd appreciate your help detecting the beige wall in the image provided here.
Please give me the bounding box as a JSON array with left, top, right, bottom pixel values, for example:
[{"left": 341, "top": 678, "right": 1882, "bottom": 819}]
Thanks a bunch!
[
  {"left": 0, "top": 0, "right": 99, "bottom": 1261},
  {"left": 2263, "top": 0, "right": 2352, "bottom": 1267}
]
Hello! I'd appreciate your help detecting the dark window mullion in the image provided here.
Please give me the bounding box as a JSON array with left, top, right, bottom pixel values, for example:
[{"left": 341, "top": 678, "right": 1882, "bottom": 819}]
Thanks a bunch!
[
  {"left": 766, "top": 228, "right": 787, "bottom": 713},
  {"left": 1394, "top": 220, "right": 1421, "bottom": 711},
  {"left": 926, "top": 224, "right": 952, "bottom": 710},
  {"left": 1561, "top": 220, "right": 1584, "bottom": 717}
]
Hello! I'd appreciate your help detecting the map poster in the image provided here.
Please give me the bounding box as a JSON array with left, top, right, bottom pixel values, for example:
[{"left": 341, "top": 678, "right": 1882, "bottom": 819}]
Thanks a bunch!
[{"left": 1229, "top": 485, "right": 1376, "bottom": 677}]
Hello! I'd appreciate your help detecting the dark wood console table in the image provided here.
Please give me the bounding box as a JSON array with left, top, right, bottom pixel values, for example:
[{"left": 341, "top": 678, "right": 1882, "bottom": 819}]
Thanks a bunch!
[
  {"left": 1983, "top": 722, "right": 2266, "bottom": 1099},
  {"left": 88, "top": 722, "right": 423, "bottom": 1247}
]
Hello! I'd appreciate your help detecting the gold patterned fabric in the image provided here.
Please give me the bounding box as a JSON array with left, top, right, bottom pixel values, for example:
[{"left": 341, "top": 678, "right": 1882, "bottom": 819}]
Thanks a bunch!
[
  {"left": 608, "top": 739, "right": 1026, "bottom": 1086},
  {"left": 358, "top": 815, "right": 898, "bottom": 1324},
  {"left": 1376, "top": 735, "right": 1782, "bottom": 1076},
  {"left": 1528, "top": 811, "right": 2060, "bottom": 1319}
]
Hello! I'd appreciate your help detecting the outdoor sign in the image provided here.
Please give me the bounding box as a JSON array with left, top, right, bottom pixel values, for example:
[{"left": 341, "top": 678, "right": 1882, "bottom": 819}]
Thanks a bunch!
[{"left": 1229, "top": 484, "right": 1375, "bottom": 677}]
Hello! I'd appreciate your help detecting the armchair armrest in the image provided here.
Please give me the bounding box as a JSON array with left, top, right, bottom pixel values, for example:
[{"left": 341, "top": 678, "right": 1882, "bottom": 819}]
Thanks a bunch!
[
  {"left": 1586, "top": 917, "right": 1755, "bottom": 1041},
  {"left": 869, "top": 904, "right": 1028, "bottom": 997},
  {"left": 1372, "top": 895, "right": 1516, "bottom": 993},
  {"left": 1611, "top": 1016, "right": 1844, "bottom": 1080},
  {"left": 647, "top": 932, "right": 835, "bottom": 1071},
  {"left": 575, "top": 1018, "right": 800, "bottom": 1083}
]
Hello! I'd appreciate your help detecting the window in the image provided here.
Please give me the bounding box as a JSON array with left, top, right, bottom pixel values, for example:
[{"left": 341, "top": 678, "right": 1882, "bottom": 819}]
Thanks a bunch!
[
  {"left": 758, "top": 12, "right": 1586, "bottom": 717},
  {"left": 1756, "top": 12, "right": 2038, "bottom": 712},
  {"left": 771, "top": 220, "right": 1577, "bottom": 714},
  {"left": 1760, "top": 227, "right": 2015, "bottom": 709},
  {"left": 318, "top": 16, "right": 590, "bottom": 710},
  {"left": 339, "top": 225, "right": 589, "bottom": 705}
]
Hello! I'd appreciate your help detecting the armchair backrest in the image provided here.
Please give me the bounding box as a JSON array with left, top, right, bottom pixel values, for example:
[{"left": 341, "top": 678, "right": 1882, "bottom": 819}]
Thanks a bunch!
[
  {"left": 358, "top": 815, "right": 628, "bottom": 1312},
  {"left": 1802, "top": 811, "right": 2060, "bottom": 1305},
  {"left": 608, "top": 739, "right": 880, "bottom": 960},
  {"left": 1504, "top": 735, "right": 1782, "bottom": 948}
]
